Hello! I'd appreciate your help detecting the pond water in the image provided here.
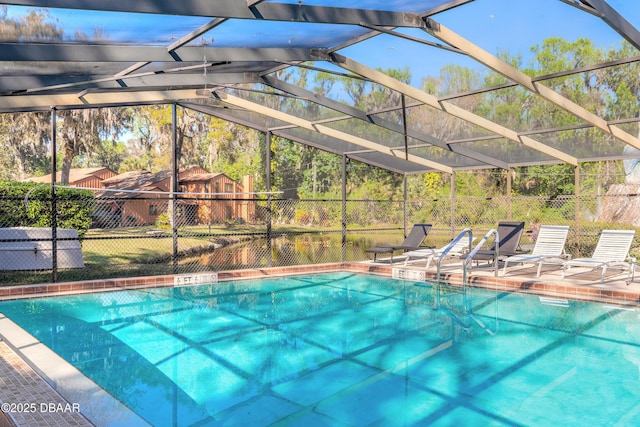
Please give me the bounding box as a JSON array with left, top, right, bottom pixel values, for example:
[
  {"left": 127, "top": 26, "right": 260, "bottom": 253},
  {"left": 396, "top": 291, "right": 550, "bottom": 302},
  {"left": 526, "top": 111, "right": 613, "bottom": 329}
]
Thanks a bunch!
[{"left": 185, "top": 232, "right": 400, "bottom": 268}]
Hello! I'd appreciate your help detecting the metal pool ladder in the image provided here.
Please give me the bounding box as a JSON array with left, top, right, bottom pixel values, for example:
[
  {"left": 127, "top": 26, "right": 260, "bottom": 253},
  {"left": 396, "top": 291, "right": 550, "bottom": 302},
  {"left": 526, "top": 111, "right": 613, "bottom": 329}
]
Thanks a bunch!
[
  {"left": 464, "top": 228, "right": 499, "bottom": 283},
  {"left": 434, "top": 228, "right": 473, "bottom": 311},
  {"left": 433, "top": 228, "right": 499, "bottom": 335},
  {"left": 435, "top": 228, "right": 474, "bottom": 283}
]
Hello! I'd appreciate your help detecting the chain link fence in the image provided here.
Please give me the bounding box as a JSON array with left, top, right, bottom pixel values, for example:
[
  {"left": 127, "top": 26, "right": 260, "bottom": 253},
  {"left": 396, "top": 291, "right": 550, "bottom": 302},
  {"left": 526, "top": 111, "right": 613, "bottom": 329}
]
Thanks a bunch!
[{"left": 0, "top": 189, "right": 638, "bottom": 286}]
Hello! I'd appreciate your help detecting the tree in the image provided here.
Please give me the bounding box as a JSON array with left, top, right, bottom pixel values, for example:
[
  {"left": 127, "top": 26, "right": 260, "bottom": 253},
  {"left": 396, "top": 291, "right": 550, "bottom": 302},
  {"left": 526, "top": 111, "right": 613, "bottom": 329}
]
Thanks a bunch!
[
  {"left": 88, "top": 139, "right": 128, "bottom": 172},
  {"left": 0, "top": 7, "right": 62, "bottom": 41},
  {"left": 414, "top": 64, "right": 486, "bottom": 152},
  {"left": 512, "top": 164, "right": 575, "bottom": 197},
  {"left": 206, "top": 122, "right": 261, "bottom": 182},
  {"left": 0, "top": 9, "right": 64, "bottom": 180},
  {"left": 601, "top": 41, "right": 640, "bottom": 124},
  {"left": 526, "top": 37, "right": 605, "bottom": 130},
  {"left": 57, "top": 108, "right": 130, "bottom": 184},
  {"left": 296, "top": 151, "right": 342, "bottom": 199},
  {"left": 0, "top": 112, "right": 50, "bottom": 180},
  {"left": 269, "top": 136, "right": 309, "bottom": 199}
]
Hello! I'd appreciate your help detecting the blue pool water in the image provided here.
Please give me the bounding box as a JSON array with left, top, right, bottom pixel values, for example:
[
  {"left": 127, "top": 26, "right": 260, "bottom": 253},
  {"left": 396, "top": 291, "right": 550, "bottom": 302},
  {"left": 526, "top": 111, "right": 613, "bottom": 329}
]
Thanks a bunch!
[{"left": 1, "top": 272, "right": 640, "bottom": 426}]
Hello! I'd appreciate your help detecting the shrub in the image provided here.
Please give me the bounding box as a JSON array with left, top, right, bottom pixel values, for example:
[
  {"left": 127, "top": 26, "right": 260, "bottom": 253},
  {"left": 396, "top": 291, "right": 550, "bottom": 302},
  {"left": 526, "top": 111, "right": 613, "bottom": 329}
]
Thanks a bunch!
[
  {"left": 0, "top": 181, "right": 95, "bottom": 238},
  {"left": 155, "top": 213, "right": 171, "bottom": 230}
]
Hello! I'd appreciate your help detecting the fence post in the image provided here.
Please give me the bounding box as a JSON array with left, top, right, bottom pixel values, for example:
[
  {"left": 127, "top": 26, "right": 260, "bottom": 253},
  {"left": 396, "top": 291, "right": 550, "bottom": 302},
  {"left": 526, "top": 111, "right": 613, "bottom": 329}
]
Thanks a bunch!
[
  {"left": 403, "top": 174, "right": 408, "bottom": 236},
  {"left": 342, "top": 155, "right": 347, "bottom": 263},
  {"left": 50, "top": 107, "right": 58, "bottom": 283},
  {"left": 171, "top": 103, "right": 179, "bottom": 273},
  {"left": 506, "top": 168, "right": 512, "bottom": 220},
  {"left": 450, "top": 172, "right": 455, "bottom": 240},
  {"left": 266, "top": 131, "right": 272, "bottom": 267},
  {"left": 575, "top": 165, "right": 581, "bottom": 254}
]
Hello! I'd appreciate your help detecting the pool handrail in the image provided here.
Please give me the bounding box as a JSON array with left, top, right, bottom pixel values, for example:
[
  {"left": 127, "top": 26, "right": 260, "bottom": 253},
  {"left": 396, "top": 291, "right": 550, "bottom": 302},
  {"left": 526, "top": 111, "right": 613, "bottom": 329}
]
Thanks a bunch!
[
  {"left": 464, "top": 229, "right": 500, "bottom": 283},
  {"left": 436, "top": 228, "right": 473, "bottom": 282}
]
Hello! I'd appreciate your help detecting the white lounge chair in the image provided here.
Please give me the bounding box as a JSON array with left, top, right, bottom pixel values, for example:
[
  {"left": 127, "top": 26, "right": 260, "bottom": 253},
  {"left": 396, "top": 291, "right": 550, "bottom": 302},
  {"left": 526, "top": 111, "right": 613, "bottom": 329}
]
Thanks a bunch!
[
  {"left": 502, "top": 225, "right": 570, "bottom": 277},
  {"left": 561, "top": 229, "right": 636, "bottom": 283},
  {"left": 403, "top": 237, "right": 474, "bottom": 269}
]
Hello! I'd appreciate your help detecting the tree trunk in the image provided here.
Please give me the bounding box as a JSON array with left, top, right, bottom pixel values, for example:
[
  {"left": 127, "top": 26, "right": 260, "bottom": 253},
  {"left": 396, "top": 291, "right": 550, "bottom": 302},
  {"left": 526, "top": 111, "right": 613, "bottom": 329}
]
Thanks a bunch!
[{"left": 60, "top": 134, "right": 76, "bottom": 185}]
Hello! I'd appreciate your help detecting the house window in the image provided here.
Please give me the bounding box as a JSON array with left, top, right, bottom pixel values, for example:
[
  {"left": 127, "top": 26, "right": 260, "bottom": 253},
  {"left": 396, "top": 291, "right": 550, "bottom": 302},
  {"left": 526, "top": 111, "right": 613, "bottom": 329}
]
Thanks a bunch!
[
  {"left": 149, "top": 205, "right": 158, "bottom": 216},
  {"left": 224, "top": 183, "right": 233, "bottom": 193}
]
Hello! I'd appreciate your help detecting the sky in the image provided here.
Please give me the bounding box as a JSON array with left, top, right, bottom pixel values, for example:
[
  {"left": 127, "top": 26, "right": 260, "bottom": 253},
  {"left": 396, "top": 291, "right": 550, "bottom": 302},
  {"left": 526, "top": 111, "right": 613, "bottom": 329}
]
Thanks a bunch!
[
  {"left": 340, "top": 0, "right": 638, "bottom": 86},
  {"left": 4, "top": 0, "right": 638, "bottom": 88}
]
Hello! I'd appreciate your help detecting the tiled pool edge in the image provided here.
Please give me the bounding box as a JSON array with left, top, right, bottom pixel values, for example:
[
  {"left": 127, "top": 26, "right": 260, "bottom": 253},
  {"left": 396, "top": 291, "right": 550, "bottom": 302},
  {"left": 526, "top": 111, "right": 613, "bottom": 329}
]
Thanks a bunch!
[
  {"left": 0, "top": 263, "right": 347, "bottom": 300},
  {"left": 323, "top": 263, "right": 640, "bottom": 306},
  {"left": 359, "top": 263, "right": 640, "bottom": 306},
  {"left": 1, "top": 262, "right": 638, "bottom": 306}
]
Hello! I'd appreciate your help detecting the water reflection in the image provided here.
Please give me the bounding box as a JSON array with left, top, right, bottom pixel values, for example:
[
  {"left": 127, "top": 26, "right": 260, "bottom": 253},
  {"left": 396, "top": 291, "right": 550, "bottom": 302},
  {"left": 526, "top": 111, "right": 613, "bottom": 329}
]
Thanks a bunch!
[{"left": 184, "top": 233, "right": 382, "bottom": 269}]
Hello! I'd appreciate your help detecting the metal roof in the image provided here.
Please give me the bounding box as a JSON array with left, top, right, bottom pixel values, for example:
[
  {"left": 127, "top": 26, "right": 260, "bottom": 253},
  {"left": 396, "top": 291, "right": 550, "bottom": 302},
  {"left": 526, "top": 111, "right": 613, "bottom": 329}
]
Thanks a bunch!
[{"left": 1, "top": 0, "right": 639, "bottom": 174}]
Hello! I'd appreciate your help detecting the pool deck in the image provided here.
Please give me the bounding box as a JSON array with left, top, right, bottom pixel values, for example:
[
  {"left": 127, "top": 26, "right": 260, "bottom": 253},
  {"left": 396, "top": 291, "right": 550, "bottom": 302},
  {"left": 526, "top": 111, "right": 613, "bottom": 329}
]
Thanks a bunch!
[
  {"left": 0, "top": 260, "right": 639, "bottom": 426},
  {"left": 0, "top": 340, "right": 92, "bottom": 427},
  {"left": 360, "top": 257, "right": 640, "bottom": 306}
]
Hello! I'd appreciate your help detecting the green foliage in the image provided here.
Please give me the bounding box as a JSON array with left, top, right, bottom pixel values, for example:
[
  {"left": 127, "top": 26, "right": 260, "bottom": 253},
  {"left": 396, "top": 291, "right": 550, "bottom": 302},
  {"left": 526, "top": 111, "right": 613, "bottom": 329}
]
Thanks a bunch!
[
  {"left": 512, "top": 164, "right": 575, "bottom": 197},
  {"left": 453, "top": 170, "right": 504, "bottom": 197},
  {"left": 297, "top": 152, "right": 342, "bottom": 199},
  {"left": 155, "top": 213, "right": 171, "bottom": 230},
  {"left": 603, "top": 41, "right": 640, "bottom": 122},
  {"left": 269, "top": 136, "right": 308, "bottom": 199},
  {"left": 422, "top": 173, "right": 443, "bottom": 197},
  {"left": 0, "top": 181, "right": 94, "bottom": 237},
  {"left": 81, "top": 139, "right": 128, "bottom": 172}
]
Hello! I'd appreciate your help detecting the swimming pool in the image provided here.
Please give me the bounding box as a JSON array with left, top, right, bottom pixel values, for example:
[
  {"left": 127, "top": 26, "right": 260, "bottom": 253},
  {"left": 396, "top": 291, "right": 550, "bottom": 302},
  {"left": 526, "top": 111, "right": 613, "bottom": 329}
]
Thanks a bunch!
[{"left": 1, "top": 272, "right": 639, "bottom": 426}]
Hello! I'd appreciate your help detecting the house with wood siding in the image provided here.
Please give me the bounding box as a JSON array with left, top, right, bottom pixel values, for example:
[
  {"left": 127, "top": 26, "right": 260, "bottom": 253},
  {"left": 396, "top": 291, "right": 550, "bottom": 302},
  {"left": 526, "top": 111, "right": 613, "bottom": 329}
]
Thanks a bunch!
[
  {"left": 96, "top": 166, "right": 256, "bottom": 227},
  {"left": 27, "top": 167, "right": 117, "bottom": 189}
]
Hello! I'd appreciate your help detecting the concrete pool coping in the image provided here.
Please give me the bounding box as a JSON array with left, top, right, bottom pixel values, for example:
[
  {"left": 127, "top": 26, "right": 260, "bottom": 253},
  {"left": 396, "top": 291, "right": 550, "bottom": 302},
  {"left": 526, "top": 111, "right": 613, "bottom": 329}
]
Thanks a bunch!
[
  {"left": 0, "top": 315, "right": 149, "bottom": 427},
  {"left": 0, "top": 261, "right": 639, "bottom": 426}
]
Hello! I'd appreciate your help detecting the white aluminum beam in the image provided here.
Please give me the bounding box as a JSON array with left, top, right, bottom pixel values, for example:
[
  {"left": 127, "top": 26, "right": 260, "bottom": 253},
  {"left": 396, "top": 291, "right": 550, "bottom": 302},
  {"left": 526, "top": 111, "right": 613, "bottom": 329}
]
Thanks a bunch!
[
  {"left": 422, "top": 17, "right": 640, "bottom": 151},
  {"left": 212, "top": 91, "right": 453, "bottom": 173},
  {"left": 0, "top": 1, "right": 422, "bottom": 27},
  {"left": 0, "top": 89, "right": 208, "bottom": 110},
  {"left": 0, "top": 44, "right": 314, "bottom": 63},
  {"left": 322, "top": 51, "right": 578, "bottom": 166},
  {"left": 262, "top": 75, "right": 509, "bottom": 169}
]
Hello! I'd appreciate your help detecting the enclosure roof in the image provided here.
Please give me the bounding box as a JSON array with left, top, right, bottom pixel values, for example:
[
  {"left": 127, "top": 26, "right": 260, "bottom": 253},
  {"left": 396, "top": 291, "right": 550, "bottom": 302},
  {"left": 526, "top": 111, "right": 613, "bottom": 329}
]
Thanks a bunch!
[{"left": 1, "top": 0, "right": 639, "bottom": 173}]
